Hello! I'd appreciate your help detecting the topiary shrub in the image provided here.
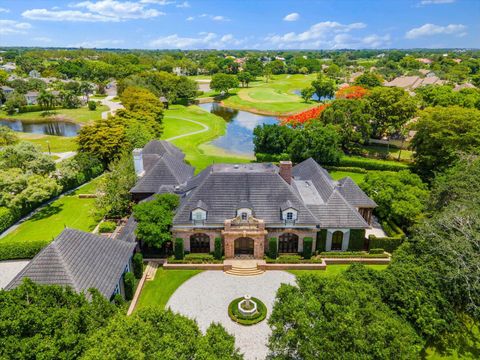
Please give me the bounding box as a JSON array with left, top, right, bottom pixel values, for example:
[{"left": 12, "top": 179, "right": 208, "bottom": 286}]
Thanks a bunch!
[
  {"left": 303, "top": 237, "right": 313, "bottom": 259},
  {"left": 368, "top": 235, "right": 404, "bottom": 253},
  {"left": 348, "top": 229, "right": 366, "bottom": 251},
  {"left": 316, "top": 230, "right": 327, "bottom": 252},
  {"left": 88, "top": 100, "right": 97, "bottom": 111},
  {"left": 132, "top": 253, "right": 143, "bottom": 279},
  {"left": 268, "top": 238, "right": 278, "bottom": 259},
  {"left": 98, "top": 221, "right": 116, "bottom": 233},
  {"left": 369, "top": 248, "right": 385, "bottom": 254},
  {"left": 123, "top": 272, "right": 135, "bottom": 301},
  {"left": 214, "top": 237, "right": 223, "bottom": 260},
  {"left": 174, "top": 238, "right": 184, "bottom": 260}
]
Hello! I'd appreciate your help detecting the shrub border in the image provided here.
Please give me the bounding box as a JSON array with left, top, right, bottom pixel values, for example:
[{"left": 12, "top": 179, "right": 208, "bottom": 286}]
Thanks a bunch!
[{"left": 228, "top": 297, "right": 267, "bottom": 326}]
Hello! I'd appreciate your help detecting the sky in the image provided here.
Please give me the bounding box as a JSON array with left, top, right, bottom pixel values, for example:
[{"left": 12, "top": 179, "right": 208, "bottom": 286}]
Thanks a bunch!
[{"left": 0, "top": 0, "right": 478, "bottom": 50}]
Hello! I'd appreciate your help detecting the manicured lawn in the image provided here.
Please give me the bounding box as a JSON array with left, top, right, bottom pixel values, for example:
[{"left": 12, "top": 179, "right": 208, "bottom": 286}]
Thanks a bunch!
[
  {"left": 288, "top": 264, "right": 387, "bottom": 278},
  {"left": 0, "top": 105, "right": 108, "bottom": 124},
  {"left": 135, "top": 268, "right": 201, "bottom": 311},
  {"left": 329, "top": 170, "right": 366, "bottom": 184},
  {"left": 362, "top": 144, "right": 413, "bottom": 162},
  {"left": 163, "top": 105, "right": 252, "bottom": 172},
  {"left": 17, "top": 133, "right": 78, "bottom": 152},
  {"left": 0, "top": 176, "right": 102, "bottom": 244}
]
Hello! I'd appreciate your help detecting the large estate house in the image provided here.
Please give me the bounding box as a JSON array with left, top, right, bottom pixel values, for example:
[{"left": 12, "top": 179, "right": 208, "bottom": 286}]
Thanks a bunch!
[{"left": 131, "top": 141, "right": 377, "bottom": 259}]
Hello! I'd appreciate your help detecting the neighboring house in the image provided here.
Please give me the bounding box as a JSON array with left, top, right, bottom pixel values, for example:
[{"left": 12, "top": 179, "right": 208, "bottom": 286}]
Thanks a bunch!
[
  {"left": 384, "top": 75, "right": 445, "bottom": 89},
  {"left": 1, "top": 85, "right": 14, "bottom": 95},
  {"left": 417, "top": 58, "right": 432, "bottom": 64},
  {"left": 25, "top": 91, "right": 39, "bottom": 105},
  {"left": 1, "top": 62, "right": 16, "bottom": 72},
  {"left": 6, "top": 229, "right": 136, "bottom": 300},
  {"left": 28, "top": 70, "right": 41, "bottom": 78},
  {"left": 159, "top": 96, "right": 169, "bottom": 109},
  {"left": 130, "top": 141, "right": 377, "bottom": 259}
]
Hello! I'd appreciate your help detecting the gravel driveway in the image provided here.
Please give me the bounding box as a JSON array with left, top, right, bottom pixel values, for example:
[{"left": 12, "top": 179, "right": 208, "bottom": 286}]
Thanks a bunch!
[
  {"left": 167, "top": 270, "right": 296, "bottom": 360},
  {"left": 0, "top": 260, "right": 29, "bottom": 289}
]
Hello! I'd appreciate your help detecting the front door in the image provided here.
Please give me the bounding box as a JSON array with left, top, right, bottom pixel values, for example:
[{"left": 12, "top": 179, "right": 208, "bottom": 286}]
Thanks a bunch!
[{"left": 234, "top": 237, "right": 254, "bottom": 256}]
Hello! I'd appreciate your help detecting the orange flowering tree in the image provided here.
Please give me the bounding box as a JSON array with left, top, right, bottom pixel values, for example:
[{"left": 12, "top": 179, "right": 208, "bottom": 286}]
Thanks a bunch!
[
  {"left": 281, "top": 105, "right": 329, "bottom": 127},
  {"left": 335, "top": 85, "right": 369, "bottom": 100}
]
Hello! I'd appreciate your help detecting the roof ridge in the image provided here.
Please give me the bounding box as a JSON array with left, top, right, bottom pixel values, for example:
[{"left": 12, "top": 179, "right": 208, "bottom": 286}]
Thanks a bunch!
[
  {"left": 51, "top": 239, "right": 79, "bottom": 292},
  {"left": 328, "top": 190, "right": 369, "bottom": 226}
]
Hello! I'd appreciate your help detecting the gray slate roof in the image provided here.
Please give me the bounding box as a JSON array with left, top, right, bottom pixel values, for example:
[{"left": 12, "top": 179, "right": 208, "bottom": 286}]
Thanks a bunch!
[
  {"left": 174, "top": 163, "right": 317, "bottom": 226},
  {"left": 336, "top": 177, "right": 377, "bottom": 208},
  {"left": 130, "top": 153, "right": 194, "bottom": 195},
  {"left": 307, "top": 190, "right": 370, "bottom": 228},
  {"left": 143, "top": 140, "right": 184, "bottom": 160},
  {"left": 6, "top": 229, "right": 136, "bottom": 298},
  {"left": 292, "top": 158, "right": 335, "bottom": 202}
]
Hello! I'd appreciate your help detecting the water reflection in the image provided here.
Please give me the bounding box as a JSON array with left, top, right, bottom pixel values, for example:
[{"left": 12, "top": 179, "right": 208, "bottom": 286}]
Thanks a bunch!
[
  {"left": 198, "top": 102, "right": 277, "bottom": 154},
  {"left": 292, "top": 89, "right": 334, "bottom": 102},
  {"left": 0, "top": 119, "right": 80, "bottom": 137}
]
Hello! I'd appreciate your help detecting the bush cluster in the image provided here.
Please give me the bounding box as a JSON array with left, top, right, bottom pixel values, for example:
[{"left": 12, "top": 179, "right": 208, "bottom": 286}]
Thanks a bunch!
[
  {"left": 123, "top": 272, "right": 135, "bottom": 301},
  {"left": 174, "top": 238, "right": 184, "bottom": 260},
  {"left": 98, "top": 221, "right": 117, "bottom": 233},
  {"left": 132, "top": 253, "right": 143, "bottom": 279},
  {"left": 214, "top": 237, "right": 222, "bottom": 260},
  {"left": 339, "top": 156, "right": 409, "bottom": 171},
  {"left": 0, "top": 240, "right": 49, "bottom": 261}
]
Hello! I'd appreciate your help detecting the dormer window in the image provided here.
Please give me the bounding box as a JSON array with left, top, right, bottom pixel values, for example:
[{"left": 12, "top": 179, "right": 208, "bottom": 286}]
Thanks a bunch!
[
  {"left": 241, "top": 212, "right": 248, "bottom": 221},
  {"left": 286, "top": 212, "right": 294, "bottom": 220},
  {"left": 281, "top": 207, "right": 298, "bottom": 222},
  {"left": 191, "top": 208, "right": 207, "bottom": 224},
  {"left": 237, "top": 207, "right": 252, "bottom": 220}
]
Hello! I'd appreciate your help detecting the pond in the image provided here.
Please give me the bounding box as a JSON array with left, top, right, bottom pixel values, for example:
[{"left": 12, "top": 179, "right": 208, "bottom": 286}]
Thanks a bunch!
[
  {"left": 292, "top": 89, "right": 334, "bottom": 102},
  {"left": 198, "top": 102, "right": 277, "bottom": 155},
  {"left": 0, "top": 119, "right": 80, "bottom": 137}
]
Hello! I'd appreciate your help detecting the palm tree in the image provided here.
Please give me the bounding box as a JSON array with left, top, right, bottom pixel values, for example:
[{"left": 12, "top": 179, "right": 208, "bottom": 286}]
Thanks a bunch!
[{"left": 37, "top": 90, "right": 55, "bottom": 111}]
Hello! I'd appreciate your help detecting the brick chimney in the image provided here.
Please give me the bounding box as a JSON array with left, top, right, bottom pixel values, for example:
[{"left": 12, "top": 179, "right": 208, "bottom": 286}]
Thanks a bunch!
[{"left": 279, "top": 161, "right": 292, "bottom": 184}]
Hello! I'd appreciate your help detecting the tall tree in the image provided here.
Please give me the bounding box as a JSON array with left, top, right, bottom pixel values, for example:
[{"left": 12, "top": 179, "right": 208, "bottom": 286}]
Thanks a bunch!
[{"left": 311, "top": 73, "right": 336, "bottom": 102}]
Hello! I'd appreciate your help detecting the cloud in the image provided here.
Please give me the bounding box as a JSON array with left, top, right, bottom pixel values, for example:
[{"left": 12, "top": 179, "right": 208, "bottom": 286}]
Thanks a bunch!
[
  {"left": 23, "top": 0, "right": 164, "bottom": 22},
  {"left": 283, "top": 12, "right": 299, "bottom": 21},
  {"left": 265, "top": 21, "right": 367, "bottom": 49},
  {"left": 405, "top": 23, "right": 467, "bottom": 39},
  {"left": 140, "top": 0, "right": 174, "bottom": 4},
  {"left": 196, "top": 13, "right": 229, "bottom": 21},
  {"left": 0, "top": 19, "right": 32, "bottom": 35},
  {"left": 149, "top": 32, "right": 242, "bottom": 49},
  {"left": 33, "top": 36, "right": 52, "bottom": 43},
  {"left": 420, "top": 0, "right": 455, "bottom": 4},
  {"left": 176, "top": 1, "right": 190, "bottom": 8},
  {"left": 0, "top": 8, "right": 10, "bottom": 13},
  {"left": 71, "top": 39, "right": 125, "bottom": 48},
  {"left": 186, "top": 16, "right": 194, "bottom": 21}
]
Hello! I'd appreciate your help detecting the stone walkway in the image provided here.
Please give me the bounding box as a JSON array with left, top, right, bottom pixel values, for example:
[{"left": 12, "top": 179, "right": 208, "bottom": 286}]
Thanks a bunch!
[
  {"left": 0, "top": 260, "right": 29, "bottom": 289},
  {"left": 167, "top": 270, "right": 296, "bottom": 360}
]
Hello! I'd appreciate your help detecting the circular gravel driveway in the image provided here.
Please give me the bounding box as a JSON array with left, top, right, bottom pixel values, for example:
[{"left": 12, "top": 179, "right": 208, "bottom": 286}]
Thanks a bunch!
[{"left": 167, "top": 270, "right": 296, "bottom": 360}]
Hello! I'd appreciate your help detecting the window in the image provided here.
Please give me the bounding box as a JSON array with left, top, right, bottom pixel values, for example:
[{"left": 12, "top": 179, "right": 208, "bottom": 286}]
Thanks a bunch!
[
  {"left": 286, "top": 212, "right": 293, "bottom": 220},
  {"left": 192, "top": 209, "right": 206, "bottom": 222},
  {"left": 241, "top": 212, "right": 248, "bottom": 221}
]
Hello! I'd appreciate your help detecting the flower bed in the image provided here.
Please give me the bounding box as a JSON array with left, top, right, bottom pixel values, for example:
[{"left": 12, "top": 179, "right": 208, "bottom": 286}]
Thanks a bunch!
[{"left": 228, "top": 297, "right": 267, "bottom": 326}]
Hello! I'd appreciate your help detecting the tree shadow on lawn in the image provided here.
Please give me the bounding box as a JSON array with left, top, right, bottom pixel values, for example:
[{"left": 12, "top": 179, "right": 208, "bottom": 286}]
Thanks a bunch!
[{"left": 29, "top": 203, "right": 64, "bottom": 222}]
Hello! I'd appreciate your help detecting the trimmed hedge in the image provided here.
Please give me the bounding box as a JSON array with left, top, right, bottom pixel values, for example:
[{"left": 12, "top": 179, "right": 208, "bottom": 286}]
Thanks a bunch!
[
  {"left": 324, "top": 166, "right": 368, "bottom": 174},
  {"left": 316, "top": 230, "right": 327, "bottom": 252},
  {"left": 0, "top": 207, "right": 15, "bottom": 233},
  {"left": 368, "top": 235, "right": 404, "bottom": 253},
  {"left": 123, "top": 272, "right": 135, "bottom": 301},
  {"left": 174, "top": 238, "right": 184, "bottom": 260},
  {"left": 348, "top": 229, "right": 366, "bottom": 251},
  {"left": 265, "top": 254, "right": 324, "bottom": 264},
  {"left": 318, "top": 251, "right": 389, "bottom": 259},
  {"left": 0, "top": 240, "right": 49, "bottom": 261},
  {"left": 303, "top": 237, "right": 313, "bottom": 259},
  {"left": 168, "top": 253, "right": 222, "bottom": 264},
  {"left": 268, "top": 237, "right": 278, "bottom": 259},
  {"left": 214, "top": 237, "right": 223, "bottom": 260},
  {"left": 339, "top": 156, "right": 409, "bottom": 171},
  {"left": 98, "top": 221, "right": 116, "bottom": 233},
  {"left": 369, "top": 248, "right": 384, "bottom": 254},
  {"left": 132, "top": 253, "right": 143, "bottom": 279},
  {"left": 255, "top": 153, "right": 290, "bottom": 163}
]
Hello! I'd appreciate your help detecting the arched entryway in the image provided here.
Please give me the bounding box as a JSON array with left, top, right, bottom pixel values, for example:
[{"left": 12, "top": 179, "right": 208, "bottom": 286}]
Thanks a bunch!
[
  {"left": 190, "top": 233, "right": 210, "bottom": 253},
  {"left": 278, "top": 233, "right": 299, "bottom": 253},
  {"left": 234, "top": 237, "right": 254, "bottom": 256},
  {"left": 331, "top": 231, "right": 343, "bottom": 251}
]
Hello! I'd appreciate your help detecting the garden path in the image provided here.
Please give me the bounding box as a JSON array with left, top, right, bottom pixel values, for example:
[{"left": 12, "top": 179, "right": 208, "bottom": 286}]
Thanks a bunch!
[{"left": 167, "top": 270, "right": 295, "bottom": 360}]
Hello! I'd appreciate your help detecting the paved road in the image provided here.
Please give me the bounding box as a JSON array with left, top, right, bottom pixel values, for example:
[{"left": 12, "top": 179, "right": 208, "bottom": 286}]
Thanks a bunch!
[
  {"left": 167, "top": 270, "right": 296, "bottom": 360},
  {"left": 52, "top": 151, "right": 77, "bottom": 163},
  {"left": 101, "top": 95, "right": 124, "bottom": 119},
  {"left": 164, "top": 116, "right": 210, "bottom": 141}
]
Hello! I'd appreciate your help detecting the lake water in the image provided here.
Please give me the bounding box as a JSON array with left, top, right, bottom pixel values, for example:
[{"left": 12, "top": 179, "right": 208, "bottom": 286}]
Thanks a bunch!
[
  {"left": 198, "top": 102, "right": 277, "bottom": 155},
  {"left": 292, "top": 89, "right": 334, "bottom": 102},
  {"left": 0, "top": 119, "right": 80, "bottom": 137}
]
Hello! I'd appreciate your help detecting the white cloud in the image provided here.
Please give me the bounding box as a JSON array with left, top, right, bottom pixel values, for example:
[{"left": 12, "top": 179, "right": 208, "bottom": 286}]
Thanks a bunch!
[
  {"left": 0, "top": 19, "right": 32, "bottom": 35},
  {"left": 33, "top": 36, "right": 52, "bottom": 43},
  {"left": 265, "top": 21, "right": 366, "bottom": 49},
  {"left": 405, "top": 23, "right": 467, "bottom": 39},
  {"left": 197, "top": 13, "right": 229, "bottom": 21},
  {"left": 186, "top": 16, "right": 194, "bottom": 21},
  {"left": 149, "top": 32, "right": 242, "bottom": 49},
  {"left": 420, "top": 0, "right": 455, "bottom": 4},
  {"left": 176, "top": 1, "right": 190, "bottom": 8},
  {"left": 22, "top": 0, "right": 164, "bottom": 22},
  {"left": 71, "top": 39, "right": 125, "bottom": 48},
  {"left": 0, "top": 8, "right": 10, "bottom": 13},
  {"left": 74, "top": 0, "right": 164, "bottom": 19},
  {"left": 140, "top": 0, "right": 174, "bottom": 4},
  {"left": 283, "top": 12, "right": 299, "bottom": 21}
]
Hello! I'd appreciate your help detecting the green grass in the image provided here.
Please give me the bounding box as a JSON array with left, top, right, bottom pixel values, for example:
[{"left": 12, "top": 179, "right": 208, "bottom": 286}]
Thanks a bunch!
[
  {"left": 162, "top": 105, "right": 252, "bottom": 172},
  {"left": 1, "top": 105, "right": 108, "bottom": 124},
  {"left": 329, "top": 170, "right": 366, "bottom": 184},
  {"left": 362, "top": 144, "right": 413, "bottom": 162},
  {"left": 17, "top": 133, "right": 78, "bottom": 152},
  {"left": 0, "top": 176, "right": 102, "bottom": 244},
  {"left": 135, "top": 268, "right": 201, "bottom": 311},
  {"left": 288, "top": 264, "right": 388, "bottom": 278}
]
